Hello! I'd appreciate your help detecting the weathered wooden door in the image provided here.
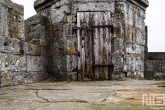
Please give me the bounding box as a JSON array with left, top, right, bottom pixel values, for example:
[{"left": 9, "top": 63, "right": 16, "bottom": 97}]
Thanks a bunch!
[{"left": 77, "top": 12, "right": 112, "bottom": 80}]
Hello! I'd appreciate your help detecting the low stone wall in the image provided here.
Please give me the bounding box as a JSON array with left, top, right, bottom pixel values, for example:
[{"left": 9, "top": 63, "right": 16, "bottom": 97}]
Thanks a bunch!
[
  {"left": 0, "top": 0, "right": 48, "bottom": 87},
  {"left": 145, "top": 52, "right": 165, "bottom": 80}
]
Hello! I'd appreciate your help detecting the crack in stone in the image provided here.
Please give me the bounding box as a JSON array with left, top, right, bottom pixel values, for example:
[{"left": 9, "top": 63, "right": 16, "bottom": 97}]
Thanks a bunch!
[
  {"left": 101, "top": 89, "right": 117, "bottom": 102},
  {"left": 35, "top": 90, "right": 50, "bottom": 103},
  {"left": 26, "top": 88, "right": 71, "bottom": 90},
  {"left": 0, "top": 93, "right": 7, "bottom": 95},
  {"left": 53, "top": 100, "right": 88, "bottom": 103}
]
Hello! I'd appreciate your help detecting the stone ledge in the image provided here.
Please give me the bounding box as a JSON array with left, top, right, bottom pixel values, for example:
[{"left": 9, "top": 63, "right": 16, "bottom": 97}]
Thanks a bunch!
[
  {"left": 0, "top": 0, "right": 24, "bottom": 14},
  {"left": 25, "top": 14, "right": 48, "bottom": 26}
]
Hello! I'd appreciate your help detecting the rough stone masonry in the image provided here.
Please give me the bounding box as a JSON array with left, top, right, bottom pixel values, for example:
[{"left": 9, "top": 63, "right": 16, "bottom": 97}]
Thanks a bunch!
[{"left": 1, "top": 0, "right": 163, "bottom": 87}]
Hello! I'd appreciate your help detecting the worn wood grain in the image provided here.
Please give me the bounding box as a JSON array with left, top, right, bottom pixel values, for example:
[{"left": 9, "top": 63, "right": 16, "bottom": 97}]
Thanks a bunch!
[{"left": 77, "top": 12, "right": 112, "bottom": 80}]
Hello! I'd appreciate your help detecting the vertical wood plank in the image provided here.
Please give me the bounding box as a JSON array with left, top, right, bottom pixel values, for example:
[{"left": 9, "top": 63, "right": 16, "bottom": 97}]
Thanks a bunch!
[
  {"left": 99, "top": 12, "right": 104, "bottom": 80},
  {"left": 77, "top": 12, "right": 81, "bottom": 80},
  {"left": 93, "top": 12, "right": 100, "bottom": 80},
  {"left": 81, "top": 12, "right": 86, "bottom": 79}
]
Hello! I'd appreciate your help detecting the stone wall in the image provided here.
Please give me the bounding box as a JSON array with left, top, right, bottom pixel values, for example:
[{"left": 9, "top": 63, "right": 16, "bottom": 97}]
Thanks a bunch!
[
  {"left": 145, "top": 52, "right": 165, "bottom": 80},
  {"left": 34, "top": 0, "right": 148, "bottom": 80},
  {"left": 0, "top": 0, "right": 48, "bottom": 87}
]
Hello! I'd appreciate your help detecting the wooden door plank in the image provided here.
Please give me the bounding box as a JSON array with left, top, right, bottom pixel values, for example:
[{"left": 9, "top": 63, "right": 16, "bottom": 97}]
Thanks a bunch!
[
  {"left": 98, "top": 12, "right": 104, "bottom": 80},
  {"left": 93, "top": 12, "right": 100, "bottom": 80},
  {"left": 104, "top": 12, "right": 110, "bottom": 79},
  {"left": 77, "top": 12, "right": 82, "bottom": 80}
]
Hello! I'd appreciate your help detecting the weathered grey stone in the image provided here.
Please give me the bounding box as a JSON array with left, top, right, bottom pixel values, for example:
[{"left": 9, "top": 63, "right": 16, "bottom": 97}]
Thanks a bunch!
[
  {"left": 32, "top": 25, "right": 47, "bottom": 40},
  {"left": 162, "top": 61, "right": 165, "bottom": 73},
  {"left": 154, "top": 73, "right": 165, "bottom": 80},
  {"left": 25, "top": 14, "right": 48, "bottom": 26},
  {"left": 67, "top": 55, "right": 77, "bottom": 72},
  {"left": 27, "top": 56, "right": 47, "bottom": 72},
  {"left": 124, "top": 56, "right": 136, "bottom": 72},
  {"left": 60, "top": 56, "right": 67, "bottom": 72},
  {"left": 0, "top": 52, "right": 26, "bottom": 72},
  {"left": 0, "top": 5, "right": 8, "bottom": 37},
  {"left": 0, "top": 0, "right": 24, "bottom": 14},
  {"left": 23, "top": 42, "right": 41, "bottom": 56},
  {"left": 54, "top": 0, "right": 69, "bottom": 8},
  {"left": 0, "top": 0, "right": 153, "bottom": 83},
  {"left": 112, "top": 56, "right": 123, "bottom": 71},
  {"left": 145, "top": 60, "right": 161, "bottom": 72},
  {"left": 126, "top": 43, "right": 135, "bottom": 54},
  {"left": 0, "top": 37, "right": 23, "bottom": 54},
  {"left": 112, "top": 38, "right": 123, "bottom": 55},
  {"left": 52, "top": 56, "right": 61, "bottom": 68},
  {"left": 135, "top": 59, "right": 144, "bottom": 72},
  {"left": 41, "top": 47, "right": 48, "bottom": 56},
  {"left": 148, "top": 52, "right": 165, "bottom": 60},
  {"left": 136, "top": 29, "right": 145, "bottom": 45},
  {"left": 51, "top": 5, "right": 71, "bottom": 23},
  {"left": 0, "top": 71, "right": 48, "bottom": 86},
  {"left": 67, "top": 72, "right": 77, "bottom": 81},
  {"left": 40, "top": 39, "right": 47, "bottom": 47},
  {"left": 144, "top": 72, "right": 154, "bottom": 80},
  {"left": 53, "top": 71, "right": 67, "bottom": 81},
  {"left": 27, "top": 72, "right": 48, "bottom": 82}
]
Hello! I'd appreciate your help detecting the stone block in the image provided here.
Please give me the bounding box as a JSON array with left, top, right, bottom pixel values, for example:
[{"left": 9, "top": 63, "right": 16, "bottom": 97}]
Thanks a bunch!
[
  {"left": 112, "top": 56, "right": 123, "bottom": 71},
  {"left": 112, "top": 38, "right": 123, "bottom": 55},
  {"left": 0, "top": 52, "right": 27, "bottom": 72},
  {"left": 53, "top": 72, "right": 67, "bottom": 81},
  {"left": 25, "top": 14, "right": 48, "bottom": 26},
  {"left": 61, "top": 55, "right": 67, "bottom": 72},
  {"left": 67, "top": 55, "right": 77, "bottom": 72},
  {"left": 51, "top": 5, "right": 71, "bottom": 23},
  {"left": 28, "top": 39, "right": 40, "bottom": 45},
  {"left": 126, "top": 43, "right": 135, "bottom": 54},
  {"left": 144, "top": 72, "right": 154, "bottom": 80},
  {"left": 154, "top": 73, "right": 165, "bottom": 80},
  {"left": 50, "top": 40, "right": 65, "bottom": 56},
  {"left": 0, "top": 0, "right": 24, "bottom": 14},
  {"left": 0, "top": 5, "right": 8, "bottom": 37},
  {"left": 23, "top": 42, "right": 41, "bottom": 56},
  {"left": 27, "top": 72, "right": 48, "bottom": 82},
  {"left": 134, "top": 72, "right": 144, "bottom": 78},
  {"left": 135, "top": 45, "right": 143, "bottom": 55},
  {"left": 124, "top": 56, "right": 136, "bottom": 72},
  {"left": 145, "top": 60, "right": 161, "bottom": 72},
  {"left": 0, "top": 37, "right": 23, "bottom": 54},
  {"left": 52, "top": 56, "right": 61, "bottom": 68},
  {"left": 66, "top": 36, "right": 77, "bottom": 55},
  {"left": 0, "top": 71, "right": 48, "bottom": 86},
  {"left": 40, "top": 39, "right": 47, "bottom": 47},
  {"left": 162, "top": 61, "right": 165, "bottom": 73},
  {"left": 54, "top": 0, "right": 69, "bottom": 8},
  {"left": 135, "top": 59, "right": 144, "bottom": 72},
  {"left": 148, "top": 52, "right": 165, "bottom": 60},
  {"left": 67, "top": 72, "right": 77, "bottom": 81},
  {"left": 136, "top": 29, "right": 145, "bottom": 45},
  {"left": 32, "top": 25, "right": 47, "bottom": 40},
  {"left": 27, "top": 56, "right": 47, "bottom": 72},
  {"left": 41, "top": 47, "right": 48, "bottom": 56}
]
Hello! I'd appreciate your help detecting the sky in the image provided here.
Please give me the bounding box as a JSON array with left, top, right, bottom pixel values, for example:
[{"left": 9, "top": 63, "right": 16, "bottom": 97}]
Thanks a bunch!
[{"left": 11, "top": 0, "right": 165, "bottom": 52}]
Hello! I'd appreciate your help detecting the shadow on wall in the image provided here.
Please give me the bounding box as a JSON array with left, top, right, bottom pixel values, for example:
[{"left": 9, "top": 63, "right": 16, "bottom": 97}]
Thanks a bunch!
[{"left": 145, "top": 52, "right": 165, "bottom": 80}]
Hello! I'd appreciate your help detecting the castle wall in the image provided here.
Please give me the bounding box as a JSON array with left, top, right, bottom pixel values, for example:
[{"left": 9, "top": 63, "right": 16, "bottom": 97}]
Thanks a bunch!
[
  {"left": 0, "top": 0, "right": 48, "bottom": 87},
  {"left": 145, "top": 52, "right": 165, "bottom": 80},
  {"left": 34, "top": 0, "right": 148, "bottom": 80}
]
